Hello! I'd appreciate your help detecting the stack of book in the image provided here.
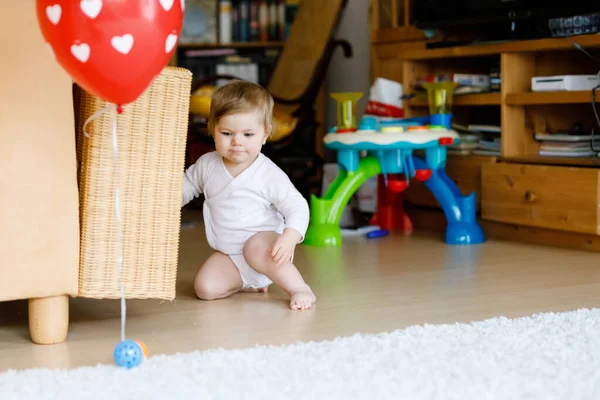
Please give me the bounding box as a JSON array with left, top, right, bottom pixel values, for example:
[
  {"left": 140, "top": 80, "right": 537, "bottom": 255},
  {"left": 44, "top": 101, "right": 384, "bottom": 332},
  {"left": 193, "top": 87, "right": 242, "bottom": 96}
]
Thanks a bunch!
[
  {"left": 449, "top": 124, "right": 502, "bottom": 156},
  {"left": 535, "top": 132, "right": 599, "bottom": 158}
]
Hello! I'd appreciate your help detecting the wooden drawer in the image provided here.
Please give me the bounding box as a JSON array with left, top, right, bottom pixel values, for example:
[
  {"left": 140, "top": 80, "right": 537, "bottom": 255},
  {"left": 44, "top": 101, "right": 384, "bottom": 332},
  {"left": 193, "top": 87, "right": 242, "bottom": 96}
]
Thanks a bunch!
[
  {"left": 405, "top": 155, "right": 497, "bottom": 211},
  {"left": 481, "top": 163, "right": 600, "bottom": 235}
]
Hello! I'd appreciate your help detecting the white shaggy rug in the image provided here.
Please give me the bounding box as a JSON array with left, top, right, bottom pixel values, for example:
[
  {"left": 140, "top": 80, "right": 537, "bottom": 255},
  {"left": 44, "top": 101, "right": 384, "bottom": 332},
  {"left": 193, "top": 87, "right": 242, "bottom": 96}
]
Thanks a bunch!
[{"left": 2, "top": 308, "right": 600, "bottom": 400}]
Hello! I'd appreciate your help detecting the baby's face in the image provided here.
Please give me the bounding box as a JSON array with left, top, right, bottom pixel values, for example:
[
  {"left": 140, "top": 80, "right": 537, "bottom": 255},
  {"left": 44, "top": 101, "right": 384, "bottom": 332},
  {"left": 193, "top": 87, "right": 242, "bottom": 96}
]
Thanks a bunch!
[{"left": 214, "top": 110, "right": 269, "bottom": 167}]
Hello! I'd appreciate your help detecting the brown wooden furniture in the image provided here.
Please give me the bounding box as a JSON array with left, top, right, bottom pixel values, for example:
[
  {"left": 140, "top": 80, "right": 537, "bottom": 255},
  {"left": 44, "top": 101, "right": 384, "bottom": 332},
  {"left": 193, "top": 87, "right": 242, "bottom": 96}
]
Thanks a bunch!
[
  {"left": 0, "top": 0, "right": 79, "bottom": 345},
  {"left": 370, "top": 0, "right": 600, "bottom": 252}
]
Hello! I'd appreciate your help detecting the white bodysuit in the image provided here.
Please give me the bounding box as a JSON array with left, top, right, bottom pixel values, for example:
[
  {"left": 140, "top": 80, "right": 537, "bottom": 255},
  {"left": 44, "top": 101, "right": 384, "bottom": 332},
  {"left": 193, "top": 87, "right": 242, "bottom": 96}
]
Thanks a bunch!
[{"left": 182, "top": 151, "right": 310, "bottom": 289}]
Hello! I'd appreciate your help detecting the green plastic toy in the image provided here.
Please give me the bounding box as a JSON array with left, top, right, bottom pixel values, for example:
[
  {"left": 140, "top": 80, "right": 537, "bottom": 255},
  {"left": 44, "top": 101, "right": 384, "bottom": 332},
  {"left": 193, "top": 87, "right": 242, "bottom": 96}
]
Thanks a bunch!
[{"left": 304, "top": 157, "right": 381, "bottom": 247}]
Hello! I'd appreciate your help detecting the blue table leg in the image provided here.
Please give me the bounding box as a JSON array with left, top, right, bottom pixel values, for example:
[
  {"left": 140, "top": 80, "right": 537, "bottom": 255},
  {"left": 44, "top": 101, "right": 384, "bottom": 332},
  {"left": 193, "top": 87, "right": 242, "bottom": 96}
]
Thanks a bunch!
[
  {"left": 338, "top": 150, "right": 360, "bottom": 173},
  {"left": 413, "top": 155, "right": 485, "bottom": 245}
]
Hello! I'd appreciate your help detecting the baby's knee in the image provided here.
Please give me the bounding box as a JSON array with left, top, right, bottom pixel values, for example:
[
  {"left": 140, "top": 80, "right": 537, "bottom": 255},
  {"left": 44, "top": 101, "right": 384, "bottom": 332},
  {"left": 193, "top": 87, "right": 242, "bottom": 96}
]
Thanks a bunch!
[
  {"left": 194, "top": 276, "right": 219, "bottom": 300},
  {"left": 243, "top": 232, "right": 277, "bottom": 271}
]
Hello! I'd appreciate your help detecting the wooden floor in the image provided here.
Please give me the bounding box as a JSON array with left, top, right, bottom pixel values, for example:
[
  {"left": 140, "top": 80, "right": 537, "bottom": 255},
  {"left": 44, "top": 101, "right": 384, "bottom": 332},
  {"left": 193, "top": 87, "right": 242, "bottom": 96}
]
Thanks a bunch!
[{"left": 1, "top": 209, "right": 599, "bottom": 371}]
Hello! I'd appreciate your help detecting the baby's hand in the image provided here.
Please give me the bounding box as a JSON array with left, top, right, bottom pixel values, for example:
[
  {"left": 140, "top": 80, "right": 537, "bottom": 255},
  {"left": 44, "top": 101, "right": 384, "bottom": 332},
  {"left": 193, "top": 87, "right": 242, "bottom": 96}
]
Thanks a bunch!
[{"left": 271, "top": 229, "right": 302, "bottom": 267}]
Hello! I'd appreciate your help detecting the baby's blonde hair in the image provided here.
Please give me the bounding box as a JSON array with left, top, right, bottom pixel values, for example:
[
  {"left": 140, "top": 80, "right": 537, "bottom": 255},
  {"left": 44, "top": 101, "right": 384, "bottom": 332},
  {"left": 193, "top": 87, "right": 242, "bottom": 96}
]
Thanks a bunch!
[{"left": 208, "top": 80, "right": 274, "bottom": 136}]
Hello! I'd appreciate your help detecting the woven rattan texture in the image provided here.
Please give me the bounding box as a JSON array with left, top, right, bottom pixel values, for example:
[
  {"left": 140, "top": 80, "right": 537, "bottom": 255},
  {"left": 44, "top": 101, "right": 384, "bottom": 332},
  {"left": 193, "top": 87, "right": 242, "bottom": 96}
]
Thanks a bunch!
[{"left": 74, "top": 67, "right": 192, "bottom": 300}]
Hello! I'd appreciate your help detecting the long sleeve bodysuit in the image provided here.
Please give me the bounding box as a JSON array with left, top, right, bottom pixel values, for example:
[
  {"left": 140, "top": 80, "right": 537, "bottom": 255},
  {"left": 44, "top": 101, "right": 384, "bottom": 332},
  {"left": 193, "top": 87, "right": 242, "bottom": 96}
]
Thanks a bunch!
[{"left": 182, "top": 151, "right": 310, "bottom": 288}]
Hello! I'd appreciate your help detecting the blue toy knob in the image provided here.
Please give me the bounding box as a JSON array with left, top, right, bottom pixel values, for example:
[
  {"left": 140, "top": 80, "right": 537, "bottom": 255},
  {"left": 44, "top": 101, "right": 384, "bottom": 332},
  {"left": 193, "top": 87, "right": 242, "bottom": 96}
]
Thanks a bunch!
[{"left": 358, "top": 116, "right": 377, "bottom": 131}]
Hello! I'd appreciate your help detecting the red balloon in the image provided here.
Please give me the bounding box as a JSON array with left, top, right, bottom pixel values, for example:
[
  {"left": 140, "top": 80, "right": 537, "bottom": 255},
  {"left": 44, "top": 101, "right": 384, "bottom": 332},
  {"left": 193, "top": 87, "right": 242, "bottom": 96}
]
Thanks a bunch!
[{"left": 36, "top": 0, "right": 184, "bottom": 105}]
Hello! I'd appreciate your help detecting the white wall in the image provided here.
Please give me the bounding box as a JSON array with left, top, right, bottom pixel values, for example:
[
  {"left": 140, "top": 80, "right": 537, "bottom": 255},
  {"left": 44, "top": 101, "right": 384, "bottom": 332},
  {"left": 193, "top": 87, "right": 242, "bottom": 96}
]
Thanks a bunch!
[{"left": 325, "top": 0, "right": 371, "bottom": 130}]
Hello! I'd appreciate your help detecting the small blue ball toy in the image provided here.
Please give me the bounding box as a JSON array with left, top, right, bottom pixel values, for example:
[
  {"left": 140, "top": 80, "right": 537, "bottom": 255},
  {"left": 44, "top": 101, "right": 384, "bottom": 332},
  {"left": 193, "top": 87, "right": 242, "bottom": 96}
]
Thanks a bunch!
[{"left": 114, "top": 339, "right": 148, "bottom": 368}]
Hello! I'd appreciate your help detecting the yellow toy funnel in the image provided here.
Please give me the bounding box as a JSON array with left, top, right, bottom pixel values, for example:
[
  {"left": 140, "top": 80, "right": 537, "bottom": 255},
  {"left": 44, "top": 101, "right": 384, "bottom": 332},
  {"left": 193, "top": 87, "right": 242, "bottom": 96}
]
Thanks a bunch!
[
  {"left": 421, "top": 82, "right": 458, "bottom": 115},
  {"left": 330, "top": 92, "right": 363, "bottom": 132}
]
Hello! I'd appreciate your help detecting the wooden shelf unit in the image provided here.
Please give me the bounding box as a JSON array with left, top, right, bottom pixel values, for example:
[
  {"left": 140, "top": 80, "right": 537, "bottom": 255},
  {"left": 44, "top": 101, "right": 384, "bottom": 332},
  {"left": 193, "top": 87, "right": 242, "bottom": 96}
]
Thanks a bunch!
[
  {"left": 395, "top": 34, "right": 600, "bottom": 162},
  {"left": 370, "top": 0, "right": 600, "bottom": 248},
  {"left": 501, "top": 155, "right": 600, "bottom": 168},
  {"left": 505, "top": 90, "right": 600, "bottom": 105},
  {"left": 401, "top": 34, "right": 600, "bottom": 60}
]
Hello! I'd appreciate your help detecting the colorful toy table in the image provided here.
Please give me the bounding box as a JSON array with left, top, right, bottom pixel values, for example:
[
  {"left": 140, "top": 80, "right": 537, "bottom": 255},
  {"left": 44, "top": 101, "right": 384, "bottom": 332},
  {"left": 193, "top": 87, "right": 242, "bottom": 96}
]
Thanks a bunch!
[{"left": 303, "top": 119, "right": 485, "bottom": 247}]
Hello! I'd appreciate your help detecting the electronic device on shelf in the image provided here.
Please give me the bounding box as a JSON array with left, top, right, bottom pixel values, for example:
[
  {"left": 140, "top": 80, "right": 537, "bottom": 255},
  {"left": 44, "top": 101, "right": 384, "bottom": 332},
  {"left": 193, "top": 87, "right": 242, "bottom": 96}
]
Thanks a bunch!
[{"left": 414, "top": 1, "right": 600, "bottom": 42}]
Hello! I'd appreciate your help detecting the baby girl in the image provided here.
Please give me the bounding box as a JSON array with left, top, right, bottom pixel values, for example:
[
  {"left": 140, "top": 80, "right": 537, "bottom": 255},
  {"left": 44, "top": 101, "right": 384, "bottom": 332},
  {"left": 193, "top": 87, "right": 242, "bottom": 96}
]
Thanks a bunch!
[{"left": 181, "top": 80, "right": 316, "bottom": 311}]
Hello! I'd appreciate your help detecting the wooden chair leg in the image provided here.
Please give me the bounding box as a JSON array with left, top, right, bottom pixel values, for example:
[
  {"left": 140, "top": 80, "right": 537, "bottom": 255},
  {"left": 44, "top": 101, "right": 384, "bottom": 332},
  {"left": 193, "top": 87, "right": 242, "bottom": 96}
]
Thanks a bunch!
[{"left": 28, "top": 295, "right": 69, "bottom": 345}]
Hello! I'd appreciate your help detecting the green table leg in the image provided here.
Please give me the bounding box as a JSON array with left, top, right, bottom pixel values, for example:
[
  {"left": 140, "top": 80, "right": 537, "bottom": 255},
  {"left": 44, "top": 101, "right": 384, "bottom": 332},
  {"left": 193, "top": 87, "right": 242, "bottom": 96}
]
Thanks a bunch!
[{"left": 304, "top": 156, "right": 381, "bottom": 247}]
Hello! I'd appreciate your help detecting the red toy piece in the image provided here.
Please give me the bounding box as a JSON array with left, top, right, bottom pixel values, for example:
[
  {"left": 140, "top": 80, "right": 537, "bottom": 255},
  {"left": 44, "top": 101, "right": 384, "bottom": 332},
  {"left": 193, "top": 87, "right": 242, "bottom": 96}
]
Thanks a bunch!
[
  {"left": 370, "top": 174, "right": 413, "bottom": 232},
  {"left": 414, "top": 169, "right": 432, "bottom": 182},
  {"left": 388, "top": 180, "right": 407, "bottom": 193},
  {"left": 438, "top": 137, "right": 454, "bottom": 146},
  {"left": 336, "top": 128, "right": 359, "bottom": 133}
]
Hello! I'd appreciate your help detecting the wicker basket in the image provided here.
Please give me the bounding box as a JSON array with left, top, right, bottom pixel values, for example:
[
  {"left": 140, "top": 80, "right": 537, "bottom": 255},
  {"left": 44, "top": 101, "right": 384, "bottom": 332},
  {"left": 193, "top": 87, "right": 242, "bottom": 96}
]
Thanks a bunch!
[{"left": 74, "top": 66, "right": 192, "bottom": 300}]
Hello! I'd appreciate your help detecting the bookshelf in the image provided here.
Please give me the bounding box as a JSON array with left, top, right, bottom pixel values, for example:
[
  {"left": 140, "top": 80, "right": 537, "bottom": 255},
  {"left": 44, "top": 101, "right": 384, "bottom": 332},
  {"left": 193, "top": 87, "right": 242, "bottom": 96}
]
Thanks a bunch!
[{"left": 370, "top": 0, "right": 600, "bottom": 251}]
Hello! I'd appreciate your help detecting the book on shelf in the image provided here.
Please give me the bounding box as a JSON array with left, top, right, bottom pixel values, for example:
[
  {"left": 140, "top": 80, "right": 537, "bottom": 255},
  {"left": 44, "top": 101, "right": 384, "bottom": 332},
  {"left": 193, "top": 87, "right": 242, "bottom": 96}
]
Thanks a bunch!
[
  {"left": 539, "top": 150, "right": 598, "bottom": 157},
  {"left": 451, "top": 123, "right": 501, "bottom": 134},
  {"left": 219, "top": 0, "right": 295, "bottom": 44},
  {"left": 534, "top": 132, "right": 599, "bottom": 158},
  {"left": 179, "top": 0, "right": 298, "bottom": 46},
  {"left": 466, "top": 124, "right": 501, "bottom": 134},
  {"left": 180, "top": 0, "right": 218, "bottom": 45},
  {"left": 448, "top": 123, "right": 502, "bottom": 156},
  {"left": 534, "top": 132, "right": 596, "bottom": 142}
]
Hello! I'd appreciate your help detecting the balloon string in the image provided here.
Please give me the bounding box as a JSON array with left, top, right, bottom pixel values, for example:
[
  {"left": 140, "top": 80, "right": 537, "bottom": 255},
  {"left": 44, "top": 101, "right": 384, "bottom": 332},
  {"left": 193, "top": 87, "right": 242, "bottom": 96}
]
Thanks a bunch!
[
  {"left": 83, "top": 106, "right": 112, "bottom": 138},
  {"left": 111, "top": 106, "right": 127, "bottom": 343},
  {"left": 82, "top": 104, "right": 127, "bottom": 342}
]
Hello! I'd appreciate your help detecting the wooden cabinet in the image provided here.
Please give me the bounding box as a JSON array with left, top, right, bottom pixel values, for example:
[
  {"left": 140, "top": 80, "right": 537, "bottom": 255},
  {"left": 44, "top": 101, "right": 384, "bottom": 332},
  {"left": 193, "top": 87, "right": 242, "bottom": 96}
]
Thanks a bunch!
[{"left": 482, "top": 163, "right": 600, "bottom": 235}]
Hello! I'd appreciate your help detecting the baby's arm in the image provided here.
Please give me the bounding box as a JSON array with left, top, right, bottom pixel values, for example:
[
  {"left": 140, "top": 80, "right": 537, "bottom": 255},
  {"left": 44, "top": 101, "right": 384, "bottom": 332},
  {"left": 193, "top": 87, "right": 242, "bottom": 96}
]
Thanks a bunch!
[
  {"left": 263, "top": 170, "right": 310, "bottom": 265},
  {"left": 181, "top": 159, "right": 204, "bottom": 207},
  {"left": 264, "top": 178, "right": 309, "bottom": 239}
]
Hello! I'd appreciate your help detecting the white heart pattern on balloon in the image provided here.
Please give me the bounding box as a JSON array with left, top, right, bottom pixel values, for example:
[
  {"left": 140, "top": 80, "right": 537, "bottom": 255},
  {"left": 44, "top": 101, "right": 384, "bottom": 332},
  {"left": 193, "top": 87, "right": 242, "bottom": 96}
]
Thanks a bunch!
[
  {"left": 71, "top": 43, "right": 91, "bottom": 63},
  {"left": 165, "top": 33, "right": 178, "bottom": 54},
  {"left": 111, "top": 34, "right": 134, "bottom": 54},
  {"left": 159, "top": 0, "right": 174, "bottom": 12},
  {"left": 80, "top": 0, "right": 103, "bottom": 19},
  {"left": 46, "top": 4, "right": 62, "bottom": 25}
]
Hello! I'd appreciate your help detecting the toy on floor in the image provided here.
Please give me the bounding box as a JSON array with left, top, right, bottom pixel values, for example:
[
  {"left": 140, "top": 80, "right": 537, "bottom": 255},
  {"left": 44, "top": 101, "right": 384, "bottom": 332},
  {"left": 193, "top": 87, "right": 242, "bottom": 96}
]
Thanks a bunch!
[
  {"left": 114, "top": 339, "right": 149, "bottom": 368},
  {"left": 366, "top": 229, "right": 389, "bottom": 239},
  {"left": 303, "top": 91, "right": 485, "bottom": 247}
]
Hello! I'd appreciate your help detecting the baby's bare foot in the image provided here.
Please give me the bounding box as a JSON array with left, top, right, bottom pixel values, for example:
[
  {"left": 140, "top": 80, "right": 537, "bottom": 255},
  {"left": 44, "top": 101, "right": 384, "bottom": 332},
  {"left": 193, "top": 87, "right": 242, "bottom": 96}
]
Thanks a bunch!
[{"left": 289, "top": 287, "right": 316, "bottom": 311}]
